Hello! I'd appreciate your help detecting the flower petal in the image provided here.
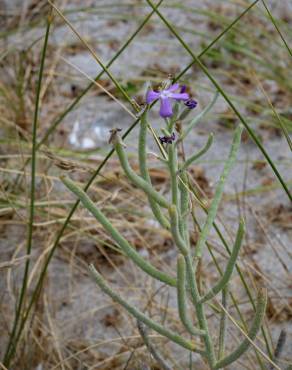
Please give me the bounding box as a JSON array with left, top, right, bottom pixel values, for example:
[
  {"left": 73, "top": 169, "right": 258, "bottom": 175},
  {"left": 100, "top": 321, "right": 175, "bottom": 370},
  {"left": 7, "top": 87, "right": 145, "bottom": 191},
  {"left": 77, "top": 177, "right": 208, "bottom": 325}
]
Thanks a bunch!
[
  {"left": 159, "top": 97, "right": 173, "bottom": 117},
  {"left": 180, "top": 85, "right": 187, "bottom": 93},
  {"left": 167, "top": 83, "right": 179, "bottom": 92},
  {"left": 169, "top": 92, "right": 189, "bottom": 101},
  {"left": 146, "top": 90, "right": 160, "bottom": 104}
]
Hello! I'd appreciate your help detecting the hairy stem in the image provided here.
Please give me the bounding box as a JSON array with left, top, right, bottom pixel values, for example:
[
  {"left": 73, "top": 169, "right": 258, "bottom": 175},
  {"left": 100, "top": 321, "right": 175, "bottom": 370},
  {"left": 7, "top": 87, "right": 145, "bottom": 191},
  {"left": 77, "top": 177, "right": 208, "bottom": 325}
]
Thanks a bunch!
[
  {"left": 169, "top": 206, "right": 189, "bottom": 256},
  {"left": 177, "top": 256, "right": 206, "bottom": 337},
  {"left": 113, "top": 136, "right": 169, "bottom": 208},
  {"left": 139, "top": 111, "right": 170, "bottom": 229},
  {"left": 200, "top": 220, "right": 245, "bottom": 303},
  {"left": 168, "top": 143, "right": 179, "bottom": 208},
  {"left": 185, "top": 255, "right": 217, "bottom": 368},
  {"left": 195, "top": 125, "right": 243, "bottom": 258},
  {"left": 178, "top": 171, "right": 190, "bottom": 245}
]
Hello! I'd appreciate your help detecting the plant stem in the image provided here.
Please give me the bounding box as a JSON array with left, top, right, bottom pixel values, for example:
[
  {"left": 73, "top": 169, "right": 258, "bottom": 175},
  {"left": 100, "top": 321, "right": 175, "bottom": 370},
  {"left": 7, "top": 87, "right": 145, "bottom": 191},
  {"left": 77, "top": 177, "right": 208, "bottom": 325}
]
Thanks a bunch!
[
  {"left": 114, "top": 137, "right": 169, "bottom": 208},
  {"left": 200, "top": 220, "right": 244, "bottom": 303},
  {"left": 139, "top": 111, "right": 170, "bottom": 229},
  {"left": 185, "top": 256, "right": 217, "bottom": 368},
  {"left": 179, "top": 134, "right": 213, "bottom": 172},
  {"left": 195, "top": 125, "right": 243, "bottom": 258},
  {"left": 169, "top": 206, "right": 189, "bottom": 256},
  {"left": 177, "top": 256, "right": 206, "bottom": 337},
  {"left": 168, "top": 144, "right": 179, "bottom": 208}
]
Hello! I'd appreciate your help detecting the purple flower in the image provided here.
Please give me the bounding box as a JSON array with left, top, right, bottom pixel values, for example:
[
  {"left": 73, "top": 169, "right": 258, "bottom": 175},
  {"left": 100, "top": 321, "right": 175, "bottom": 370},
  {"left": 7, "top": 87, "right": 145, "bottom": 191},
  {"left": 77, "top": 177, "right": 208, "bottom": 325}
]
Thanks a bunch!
[
  {"left": 180, "top": 85, "right": 187, "bottom": 94},
  {"left": 184, "top": 98, "right": 197, "bottom": 109},
  {"left": 159, "top": 132, "right": 176, "bottom": 144},
  {"left": 146, "top": 83, "right": 189, "bottom": 118}
]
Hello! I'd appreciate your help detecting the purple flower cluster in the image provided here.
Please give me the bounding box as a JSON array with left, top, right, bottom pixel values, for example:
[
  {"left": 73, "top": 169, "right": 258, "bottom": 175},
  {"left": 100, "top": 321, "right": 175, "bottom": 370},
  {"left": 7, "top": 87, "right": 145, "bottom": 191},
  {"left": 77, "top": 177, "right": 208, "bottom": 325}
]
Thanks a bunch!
[
  {"left": 159, "top": 132, "right": 175, "bottom": 144},
  {"left": 146, "top": 83, "right": 189, "bottom": 118}
]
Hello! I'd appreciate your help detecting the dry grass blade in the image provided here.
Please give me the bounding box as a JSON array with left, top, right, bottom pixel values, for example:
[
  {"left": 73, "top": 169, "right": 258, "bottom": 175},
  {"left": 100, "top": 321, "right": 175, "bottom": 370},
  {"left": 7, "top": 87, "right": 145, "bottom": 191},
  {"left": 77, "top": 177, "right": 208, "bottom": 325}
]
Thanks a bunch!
[
  {"left": 60, "top": 56, "right": 136, "bottom": 119},
  {"left": 0, "top": 256, "right": 30, "bottom": 270}
]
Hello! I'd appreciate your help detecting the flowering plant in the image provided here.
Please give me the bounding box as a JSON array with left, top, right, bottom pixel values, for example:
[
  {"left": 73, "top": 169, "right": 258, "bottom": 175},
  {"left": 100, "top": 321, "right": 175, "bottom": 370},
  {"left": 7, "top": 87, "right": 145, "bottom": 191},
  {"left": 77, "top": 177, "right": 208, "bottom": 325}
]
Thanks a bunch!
[{"left": 62, "top": 81, "right": 267, "bottom": 370}]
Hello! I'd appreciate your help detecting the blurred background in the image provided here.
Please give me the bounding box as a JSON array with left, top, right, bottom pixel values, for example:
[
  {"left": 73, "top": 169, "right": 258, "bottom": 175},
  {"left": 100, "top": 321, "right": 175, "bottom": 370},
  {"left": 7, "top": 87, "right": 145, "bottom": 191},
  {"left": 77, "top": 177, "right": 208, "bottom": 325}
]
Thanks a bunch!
[{"left": 0, "top": 1, "right": 291, "bottom": 369}]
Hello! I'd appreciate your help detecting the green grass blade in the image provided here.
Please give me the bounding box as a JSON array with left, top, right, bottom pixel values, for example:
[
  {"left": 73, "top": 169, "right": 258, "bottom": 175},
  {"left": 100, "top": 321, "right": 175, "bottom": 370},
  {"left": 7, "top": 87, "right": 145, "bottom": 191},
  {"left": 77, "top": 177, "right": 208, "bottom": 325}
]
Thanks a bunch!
[
  {"left": 261, "top": 0, "right": 292, "bottom": 57},
  {"left": 3, "top": 10, "right": 53, "bottom": 367}
]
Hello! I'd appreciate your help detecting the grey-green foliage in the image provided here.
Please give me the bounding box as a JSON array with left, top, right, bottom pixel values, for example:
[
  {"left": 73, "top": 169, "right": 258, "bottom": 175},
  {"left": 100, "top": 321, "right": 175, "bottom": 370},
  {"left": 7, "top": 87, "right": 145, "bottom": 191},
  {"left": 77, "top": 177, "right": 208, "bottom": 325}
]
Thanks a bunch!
[{"left": 62, "top": 92, "right": 267, "bottom": 369}]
